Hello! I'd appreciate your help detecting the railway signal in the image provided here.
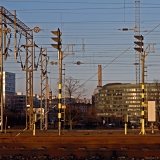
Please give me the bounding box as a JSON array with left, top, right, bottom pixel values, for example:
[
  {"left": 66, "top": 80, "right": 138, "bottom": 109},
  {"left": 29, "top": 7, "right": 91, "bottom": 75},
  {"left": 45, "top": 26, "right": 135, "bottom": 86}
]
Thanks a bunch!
[
  {"left": 51, "top": 28, "right": 62, "bottom": 50},
  {"left": 134, "top": 35, "right": 144, "bottom": 53},
  {"left": 49, "top": 90, "right": 52, "bottom": 108},
  {"left": 51, "top": 28, "right": 63, "bottom": 136}
]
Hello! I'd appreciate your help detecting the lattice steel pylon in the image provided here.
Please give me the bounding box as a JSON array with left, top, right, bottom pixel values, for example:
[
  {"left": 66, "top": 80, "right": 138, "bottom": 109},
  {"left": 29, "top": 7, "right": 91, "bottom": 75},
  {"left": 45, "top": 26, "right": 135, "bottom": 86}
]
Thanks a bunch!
[
  {"left": 0, "top": 12, "right": 3, "bottom": 132},
  {"left": 0, "top": 7, "right": 18, "bottom": 132},
  {"left": 135, "top": 1, "right": 140, "bottom": 85},
  {"left": 0, "top": 6, "right": 36, "bottom": 130},
  {"left": 40, "top": 48, "right": 49, "bottom": 130},
  {"left": 23, "top": 40, "right": 37, "bottom": 130}
]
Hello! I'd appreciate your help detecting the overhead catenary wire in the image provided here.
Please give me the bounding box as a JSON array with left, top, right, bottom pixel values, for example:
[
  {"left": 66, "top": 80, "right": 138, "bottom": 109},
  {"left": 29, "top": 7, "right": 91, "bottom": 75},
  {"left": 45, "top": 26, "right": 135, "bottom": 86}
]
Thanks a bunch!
[{"left": 1, "top": 0, "right": 160, "bottom": 98}]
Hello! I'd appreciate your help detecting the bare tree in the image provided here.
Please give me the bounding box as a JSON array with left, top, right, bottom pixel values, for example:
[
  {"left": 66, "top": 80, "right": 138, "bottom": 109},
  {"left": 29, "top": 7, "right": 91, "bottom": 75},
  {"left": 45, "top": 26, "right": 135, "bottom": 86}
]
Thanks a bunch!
[
  {"left": 65, "top": 105, "right": 84, "bottom": 130},
  {"left": 65, "top": 76, "right": 87, "bottom": 99},
  {"left": 84, "top": 106, "right": 101, "bottom": 129},
  {"left": 64, "top": 76, "right": 87, "bottom": 130}
]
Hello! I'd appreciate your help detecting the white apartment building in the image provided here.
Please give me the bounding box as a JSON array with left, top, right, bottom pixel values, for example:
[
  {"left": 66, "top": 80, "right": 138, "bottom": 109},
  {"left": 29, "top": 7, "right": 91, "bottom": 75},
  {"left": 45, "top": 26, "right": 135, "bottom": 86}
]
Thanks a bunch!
[{"left": 3, "top": 71, "right": 16, "bottom": 108}]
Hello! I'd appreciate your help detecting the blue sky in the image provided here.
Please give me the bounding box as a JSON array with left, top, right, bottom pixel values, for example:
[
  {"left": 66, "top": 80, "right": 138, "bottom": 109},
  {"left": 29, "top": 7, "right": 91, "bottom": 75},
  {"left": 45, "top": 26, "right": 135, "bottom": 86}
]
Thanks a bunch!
[{"left": 1, "top": 0, "right": 160, "bottom": 98}]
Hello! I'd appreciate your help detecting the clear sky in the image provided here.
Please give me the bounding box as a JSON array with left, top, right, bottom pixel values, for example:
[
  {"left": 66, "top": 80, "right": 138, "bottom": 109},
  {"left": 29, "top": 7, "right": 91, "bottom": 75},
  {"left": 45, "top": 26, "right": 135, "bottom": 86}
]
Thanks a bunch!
[{"left": 1, "top": 0, "right": 160, "bottom": 99}]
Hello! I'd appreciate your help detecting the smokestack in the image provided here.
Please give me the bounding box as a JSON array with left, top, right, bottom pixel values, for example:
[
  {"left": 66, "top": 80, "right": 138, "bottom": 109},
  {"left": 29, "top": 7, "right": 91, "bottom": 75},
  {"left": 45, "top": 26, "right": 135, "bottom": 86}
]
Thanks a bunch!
[{"left": 98, "top": 65, "right": 102, "bottom": 87}]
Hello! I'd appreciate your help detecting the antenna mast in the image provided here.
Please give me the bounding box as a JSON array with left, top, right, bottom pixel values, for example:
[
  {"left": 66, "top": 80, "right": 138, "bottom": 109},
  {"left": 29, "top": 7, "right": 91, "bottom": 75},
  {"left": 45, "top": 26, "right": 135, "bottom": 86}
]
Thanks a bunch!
[{"left": 135, "top": 0, "right": 140, "bottom": 84}]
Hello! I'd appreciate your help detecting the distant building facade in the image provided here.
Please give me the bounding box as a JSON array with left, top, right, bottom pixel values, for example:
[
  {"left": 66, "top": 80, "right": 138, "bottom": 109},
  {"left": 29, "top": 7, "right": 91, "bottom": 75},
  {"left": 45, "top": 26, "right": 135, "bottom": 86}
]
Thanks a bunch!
[
  {"left": 93, "top": 83, "right": 160, "bottom": 124},
  {"left": 3, "top": 71, "right": 16, "bottom": 108},
  {"left": 7, "top": 92, "right": 40, "bottom": 112},
  {"left": 76, "top": 98, "right": 92, "bottom": 104}
]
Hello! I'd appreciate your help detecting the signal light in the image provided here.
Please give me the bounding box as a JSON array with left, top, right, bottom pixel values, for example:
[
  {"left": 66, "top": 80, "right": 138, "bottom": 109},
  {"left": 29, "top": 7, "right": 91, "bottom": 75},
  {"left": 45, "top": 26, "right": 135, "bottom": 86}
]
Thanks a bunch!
[
  {"left": 134, "top": 35, "right": 143, "bottom": 41},
  {"left": 51, "top": 28, "right": 62, "bottom": 50},
  {"left": 49, "top": 90, "right": 52, "bottom": 108},
  {"left": 134, "top": 35, "right": 144, "bottom": 53}
]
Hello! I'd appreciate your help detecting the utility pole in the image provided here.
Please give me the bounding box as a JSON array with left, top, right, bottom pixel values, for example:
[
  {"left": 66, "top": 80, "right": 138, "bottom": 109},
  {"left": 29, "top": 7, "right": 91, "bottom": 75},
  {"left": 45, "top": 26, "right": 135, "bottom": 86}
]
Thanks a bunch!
[
  {"left": 141, "top": 49, "right": 145, "bottom": 135},
  {"left": 62, "top": 64, "right": 66, "bottom": 129},
  {"left": 140, "top": 44, "right": 155, "bottom": 134},
  {"left": 134, "top": 35, "right": 145, "bottom": 134},
  {"left": 50, "top": 28, "right": 74, "bottom": 134},
  {"left": 51, "top": 28, "right": 62, "bottom": 136},
  {"left": 134, "top": 36, "right": 155, "bottom": 134}
]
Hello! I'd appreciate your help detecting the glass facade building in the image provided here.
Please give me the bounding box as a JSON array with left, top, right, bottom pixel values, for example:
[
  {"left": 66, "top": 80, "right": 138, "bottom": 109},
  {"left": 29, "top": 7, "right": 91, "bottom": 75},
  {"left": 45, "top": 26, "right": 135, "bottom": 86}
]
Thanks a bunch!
[{"left": 94, "top": 83, "right": 160, "bottom": 124}]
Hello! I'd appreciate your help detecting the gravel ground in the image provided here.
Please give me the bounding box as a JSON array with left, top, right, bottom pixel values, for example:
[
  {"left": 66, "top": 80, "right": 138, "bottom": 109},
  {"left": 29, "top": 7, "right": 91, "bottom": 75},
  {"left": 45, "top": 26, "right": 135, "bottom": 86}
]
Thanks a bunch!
[{"left": 0, "top": 154, "right": 159, "bottom": 160}]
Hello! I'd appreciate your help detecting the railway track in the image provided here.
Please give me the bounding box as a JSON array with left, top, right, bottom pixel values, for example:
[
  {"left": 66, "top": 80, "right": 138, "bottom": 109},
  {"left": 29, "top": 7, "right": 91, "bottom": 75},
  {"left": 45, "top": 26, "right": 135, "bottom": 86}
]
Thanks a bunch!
[
  {"left": 0, "top": 134, "right": 160, "bottom": 158},
  {"left": 0, "top": 148, "right": 160, "bottom": 158}
]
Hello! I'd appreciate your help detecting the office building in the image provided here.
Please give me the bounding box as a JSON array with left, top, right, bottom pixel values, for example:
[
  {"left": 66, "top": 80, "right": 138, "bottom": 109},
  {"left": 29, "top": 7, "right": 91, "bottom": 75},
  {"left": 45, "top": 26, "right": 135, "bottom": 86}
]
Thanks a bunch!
[{"left": 93, "top": 83, "right": 160, "bottom": 124}]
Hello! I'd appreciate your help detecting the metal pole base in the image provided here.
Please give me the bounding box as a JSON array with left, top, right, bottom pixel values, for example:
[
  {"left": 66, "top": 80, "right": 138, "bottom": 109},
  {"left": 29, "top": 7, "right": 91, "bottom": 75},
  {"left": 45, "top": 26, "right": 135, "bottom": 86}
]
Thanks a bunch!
[
  {"left": 58, "top": 121, "right": 61, "bottom": 136},
  {"left": 124, "top": 123, "right": 127, "bottom": 135},
  {"left": 139, "top": 119, "right": 146, "bottom": 135},
  {"left": 151, "top": 122, "right": 154, "bottom": 134}
]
